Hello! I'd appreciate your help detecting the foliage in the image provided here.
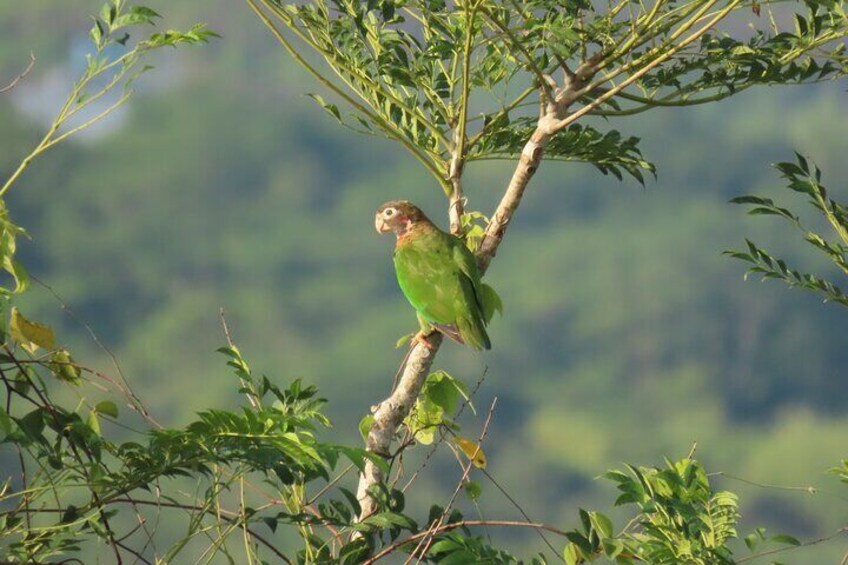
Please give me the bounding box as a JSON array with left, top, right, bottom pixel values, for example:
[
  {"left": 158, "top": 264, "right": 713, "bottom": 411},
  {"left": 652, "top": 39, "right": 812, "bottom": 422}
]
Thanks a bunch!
[
  {"left": 248, "top": 0, "right": 847, "bottom": 195},
  {"left": 0, "top": 344, "right": 375, "bottom": 563},
  {"left": 245, "top": 0, "right": 848, "bottom": 539},
  {"left": 405, "top": 370, "right": 470, "bottom": 445},
  {"left": 0, "top": 0, "right": 847, "bottom": 562},
  {"left": 727, "top": 153, "right": 848, "bottom": 307},
  {"left": 564, "top": 458, "right": 741, "bottom": 564},
  {"left": 560, "top": 458, "right": 811, "bottom": 565}
]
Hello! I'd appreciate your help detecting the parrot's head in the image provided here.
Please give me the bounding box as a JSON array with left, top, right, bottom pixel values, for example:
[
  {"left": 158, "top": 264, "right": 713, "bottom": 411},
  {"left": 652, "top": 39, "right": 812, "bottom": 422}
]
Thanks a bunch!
[{"left": 375, "top": 200, "right": 429, "bottom": 237}]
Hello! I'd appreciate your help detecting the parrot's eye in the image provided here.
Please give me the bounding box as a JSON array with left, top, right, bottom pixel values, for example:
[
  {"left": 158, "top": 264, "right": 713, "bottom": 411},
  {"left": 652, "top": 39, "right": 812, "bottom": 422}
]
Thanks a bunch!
[{"left": 384, "top": 208, "right": 395, "bottom": 217}]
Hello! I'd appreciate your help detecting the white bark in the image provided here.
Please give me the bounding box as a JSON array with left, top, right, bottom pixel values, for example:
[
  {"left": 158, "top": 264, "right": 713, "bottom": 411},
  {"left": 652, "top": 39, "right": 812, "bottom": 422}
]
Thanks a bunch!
[{"left": 356, "top": 334, "right": 443, "bottom": 517}]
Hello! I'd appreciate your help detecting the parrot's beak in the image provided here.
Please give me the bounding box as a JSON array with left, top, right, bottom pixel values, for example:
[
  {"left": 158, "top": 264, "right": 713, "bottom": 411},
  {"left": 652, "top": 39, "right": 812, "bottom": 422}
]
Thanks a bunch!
[{"left": 375, "top": 214, "right": 389, "bottom": 234}]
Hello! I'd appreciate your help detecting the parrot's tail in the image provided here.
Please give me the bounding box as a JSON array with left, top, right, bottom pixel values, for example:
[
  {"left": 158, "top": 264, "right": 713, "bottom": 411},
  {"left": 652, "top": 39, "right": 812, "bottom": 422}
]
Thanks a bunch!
[{"left": 457, "top": 316, "right": 491, "bottom": 351}]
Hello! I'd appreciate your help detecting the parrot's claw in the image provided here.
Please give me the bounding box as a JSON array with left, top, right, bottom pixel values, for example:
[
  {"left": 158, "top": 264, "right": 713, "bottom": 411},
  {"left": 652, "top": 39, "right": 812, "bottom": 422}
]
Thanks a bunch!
[{"left": 411, "top": 331, "right": 437, "bottom": 350}]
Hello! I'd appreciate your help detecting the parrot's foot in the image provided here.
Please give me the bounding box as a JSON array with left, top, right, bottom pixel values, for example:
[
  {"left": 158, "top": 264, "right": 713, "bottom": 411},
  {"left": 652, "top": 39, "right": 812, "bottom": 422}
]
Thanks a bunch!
[{"left": 411, "top": 331, "right": 438, "bottom": 350}]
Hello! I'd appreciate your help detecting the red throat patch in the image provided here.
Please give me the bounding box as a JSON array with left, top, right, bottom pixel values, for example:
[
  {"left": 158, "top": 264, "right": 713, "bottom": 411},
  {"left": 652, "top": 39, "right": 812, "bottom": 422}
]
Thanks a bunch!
[{"left": 395, "top": 217, "right": 416, "bottom": 245}]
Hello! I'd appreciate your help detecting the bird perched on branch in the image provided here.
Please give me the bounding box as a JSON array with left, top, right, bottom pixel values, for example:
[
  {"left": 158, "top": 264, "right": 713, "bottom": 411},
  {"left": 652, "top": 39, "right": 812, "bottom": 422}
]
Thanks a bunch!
[{"left": 375, "top": 200, "right": 498, "bottom": 351}]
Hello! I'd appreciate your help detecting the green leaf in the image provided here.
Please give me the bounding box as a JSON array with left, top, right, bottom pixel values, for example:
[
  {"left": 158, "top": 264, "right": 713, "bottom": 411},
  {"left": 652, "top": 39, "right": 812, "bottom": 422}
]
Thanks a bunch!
[
  {"left": 17, "top": 408, "right": 44, "bottom": 441},
  {"left": 5, "top": 258, "right": 29, "bottom": 294},
  {"left": 563, "top": 542, "right": 583, "bottom": 565},
  {"left": 51, "top": 349, "right": 82, "bottom": 385},
  {"left": 602, "top": 538, "right": 625, "bottom": 558},
  {"left": 358, "top": 414, "right": 375, "bottom": 441},
  {"left": 0, "top": 407, "right": 12, "bottom": 437},
  {"left": 480, "top": 283, "right": 503, "bottom": 324},
  {"left": 414, "top": 423, "right": 437, "bottom": 445},
  {"left": 744, "top": 532, "right": 759, "bottom": 551},
  {"left": 395, "top": 332, "right": 414, "bottom": 348},
  {"left": 770, "top": 533, "right": 801, "bottom": 546},
  {"left": 464, "top": 479, "right": 482, "bottom": 501},
  {"left": 100, "top": 2, "right": 115, "bottom": 26},
  {"left": 262, "top": 516, "right": 278, "bottom": 533},
  {"left": 306, "top": 93, "right": 343, "bottom": 123},
  {"left": 95, "top": 401, "right": 119, "bottom": 419},
  {"left": 424, "top": 371, "right": 461, "bottom": 413},
  {"left": 589, "top": 511, "right": 614, "bottom": 538},
  {"left": 86, "top": 410, "right": 102, "bottom": 436},
  {"left": 359, "top": 511, "right": 416, "bottom": 531},
  {"left": 90, "top": 19, "right": 104, "bottom": 47}
]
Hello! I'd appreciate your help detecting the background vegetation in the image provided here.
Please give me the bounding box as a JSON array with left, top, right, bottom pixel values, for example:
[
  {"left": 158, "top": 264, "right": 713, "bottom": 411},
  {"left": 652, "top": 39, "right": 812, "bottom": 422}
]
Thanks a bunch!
[{"left": 0, "top": 0, "right": 846, "bottom": 561}]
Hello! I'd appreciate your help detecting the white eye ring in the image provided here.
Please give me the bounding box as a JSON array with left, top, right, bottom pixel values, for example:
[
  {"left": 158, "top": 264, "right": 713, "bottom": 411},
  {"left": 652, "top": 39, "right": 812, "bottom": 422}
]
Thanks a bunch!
[{"left": 384, "top": 208, "right": 395, "bottom": 217}]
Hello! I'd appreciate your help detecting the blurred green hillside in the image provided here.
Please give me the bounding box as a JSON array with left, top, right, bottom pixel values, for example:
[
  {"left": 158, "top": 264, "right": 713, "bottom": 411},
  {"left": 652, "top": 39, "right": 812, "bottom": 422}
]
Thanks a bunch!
[{"left": 1, "top": 1, "right": 847, "bottom": 561}]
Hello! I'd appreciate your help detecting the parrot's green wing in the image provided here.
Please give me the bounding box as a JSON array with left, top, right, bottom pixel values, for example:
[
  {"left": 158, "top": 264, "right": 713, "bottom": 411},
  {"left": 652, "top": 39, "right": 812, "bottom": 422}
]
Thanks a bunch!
[
  {"left": 393, "top": 228, "right": 492, "bottom": 350},
  {"left": 451, "top": 241, "right": 502, "bottom": 324},
  {"left": 448, "top": 239, "right": 491, "bottom": 350}
]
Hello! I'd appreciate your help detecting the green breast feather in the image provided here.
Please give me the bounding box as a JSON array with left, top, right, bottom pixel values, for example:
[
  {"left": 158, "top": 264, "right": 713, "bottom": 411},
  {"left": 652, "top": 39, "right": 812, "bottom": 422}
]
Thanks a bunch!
[{"left": 393, "top": 227, "right": 494, "bottom": 351}]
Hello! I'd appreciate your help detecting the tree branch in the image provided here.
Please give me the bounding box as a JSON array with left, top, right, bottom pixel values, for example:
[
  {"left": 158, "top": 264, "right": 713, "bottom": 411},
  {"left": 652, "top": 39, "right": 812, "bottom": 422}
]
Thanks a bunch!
[
  {"left": 355, "top": 334, "right": 443, "bottom": 518},
  {"left": 355, "top": 27, "right": 606, "bottom": 524},
  {"left": 363, "top": 518, "right": 569, "bottom": 564},
  {"left": 476, "top": 54, "right": 602, "bottom": 271},
  {"left": 0, "top": 52, "right": 35, "bottom": 94},
  {"left": 408, "top": 398, "right": 498, "bottom": 561},
  {"left": 448, "top": 2, "right": 478, "bottom": 236},
  {"left": 354, "top": 0, "right": 780, "bottom": 530}
]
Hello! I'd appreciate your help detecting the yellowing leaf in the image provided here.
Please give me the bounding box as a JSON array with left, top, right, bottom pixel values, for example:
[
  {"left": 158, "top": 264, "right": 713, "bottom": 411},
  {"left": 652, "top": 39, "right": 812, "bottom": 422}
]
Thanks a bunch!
[
  {"left": 414, "top": 425, "right": 437, "bottom": 445},
  {"left": 454, "top": 435, "right": 487, "bottom": 468},
  {"left": 10, "top": 307, "right": 55, "bottom": 354}
]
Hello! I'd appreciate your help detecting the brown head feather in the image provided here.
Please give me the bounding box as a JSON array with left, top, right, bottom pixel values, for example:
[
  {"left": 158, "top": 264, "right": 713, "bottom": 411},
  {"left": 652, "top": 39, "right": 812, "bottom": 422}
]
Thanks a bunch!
[{"left": 375, "top": 201, "right": 435, "bottom": 239}]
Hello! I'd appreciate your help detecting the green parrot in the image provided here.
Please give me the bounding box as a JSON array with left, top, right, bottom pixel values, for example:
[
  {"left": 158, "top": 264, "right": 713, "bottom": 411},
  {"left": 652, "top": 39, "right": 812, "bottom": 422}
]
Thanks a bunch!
[{"left": 375, "top": 200, "right": 492, "bottom": 351}]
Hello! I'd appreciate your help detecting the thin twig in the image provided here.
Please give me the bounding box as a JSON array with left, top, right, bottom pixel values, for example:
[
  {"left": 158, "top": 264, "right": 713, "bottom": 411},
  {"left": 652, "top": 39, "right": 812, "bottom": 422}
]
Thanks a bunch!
[
  {"left": 109, "top": 498, "right": 292, "bottom": 564},
  {"left": 32, "top": 275, "right": 160, "bottom": 428},
  {"left": 0, "top": 52, "right": 36, "bottom": 93},
  {"left": 407, "top": 398, "right": 498, "bottom": 563},
  {"left": 400, "top": 370, "right": 487, "bottom": 493},
  {"left": 219, "top": 308, "right": 259, "bottom": 410},
  {"left": 306, "top": 463, "right": 356, "bottom": 506},
  {"left": 363, "top": 518, "right": 569, "bottom": 564},
  {"left": 736, "top": 527, "right": 848, "bottom": 563},
  {"left": 480, "top": 468, "right": 559, "bottom": 559},
  {"left": 710, "top": 471, "right": 818, "bottom": 494}
]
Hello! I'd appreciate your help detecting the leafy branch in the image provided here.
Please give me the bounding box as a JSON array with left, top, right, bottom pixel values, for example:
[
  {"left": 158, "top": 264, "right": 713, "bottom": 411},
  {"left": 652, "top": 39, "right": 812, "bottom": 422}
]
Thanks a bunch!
[
  {"left": 241, "top": 0, "right": 848, "bottom": 525},
  {"left": 0, "top": 0, "right": 217, "bottom": 199},
  {"left": 727, "top": 153, "right": 848, "bottom": 307}
]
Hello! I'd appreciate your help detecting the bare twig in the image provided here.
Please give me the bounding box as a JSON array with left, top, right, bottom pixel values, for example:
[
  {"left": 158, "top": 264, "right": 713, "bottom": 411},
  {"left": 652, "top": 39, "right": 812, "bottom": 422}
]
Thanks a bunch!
[
  {"left": 0, "top": 52, "right": 35, "bottom": 94},
  {"left": 363, "top": 518, "right": 569, "bottom": 564},
  {"left": 33, "top": 275, "right": 160, "bottom": 428},
  {"left": 686, "top": 441, "right": 698, "bottom": 459},
  {"left": 407, "top": 398, "right": 498, "bottom": 563},
  {"left": 400, "top": 371, "right": 487, "bottom": 493},
  {"left": 220, "top": 308, "right": 260, "bottom": 410},
  {"left": 480, "top": 468, "right": 559, "bottom": 558},
  {"left": 709, "top": 471, "right": 818, "bottom": 494},
  {"left": 110, "top": 498, "right": 292, "bottom": 563},
  {"left": 736, "top": 526, "right": 848, "bottom": 563}
]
